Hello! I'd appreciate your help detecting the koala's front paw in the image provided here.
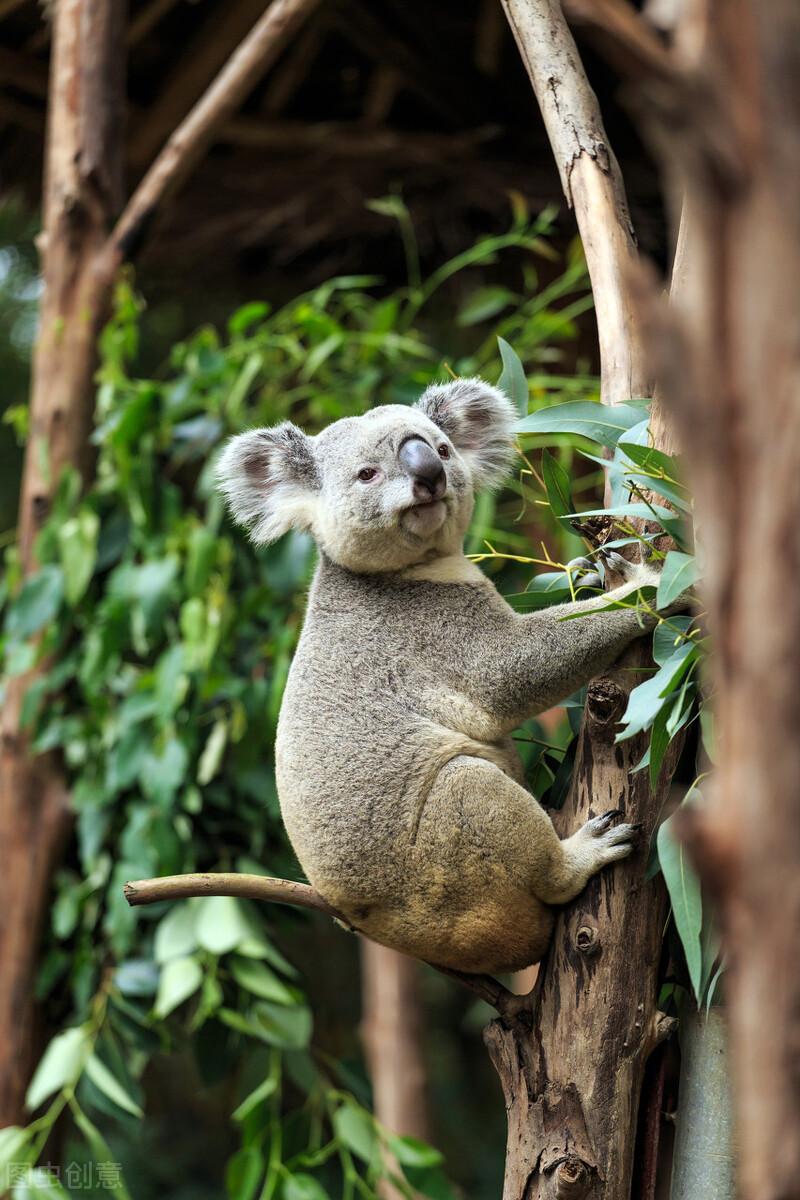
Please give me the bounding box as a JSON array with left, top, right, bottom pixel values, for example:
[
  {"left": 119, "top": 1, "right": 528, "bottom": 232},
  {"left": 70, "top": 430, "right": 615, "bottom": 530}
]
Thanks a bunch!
[
  {"left": 580, "top": 808, "right": 642, "bottom": 866},
  {"left": 565, "top": 556, "right": 603, "bottom": 591},
  {"left": 599, "top": 550, "right": 660, "bottom": 592}
]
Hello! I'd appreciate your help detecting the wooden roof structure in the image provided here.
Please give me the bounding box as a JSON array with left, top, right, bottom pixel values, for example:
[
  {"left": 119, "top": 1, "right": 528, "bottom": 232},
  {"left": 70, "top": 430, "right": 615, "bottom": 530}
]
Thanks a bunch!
[{"left": 0, "top": 0, "right": 664, "bottom": 290}]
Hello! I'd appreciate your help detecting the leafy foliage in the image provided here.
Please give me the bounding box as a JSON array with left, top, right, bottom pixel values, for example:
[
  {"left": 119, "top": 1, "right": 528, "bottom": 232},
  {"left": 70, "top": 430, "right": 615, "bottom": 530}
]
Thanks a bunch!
[{"left": 2, "top": 216, "right": 594, "bottom": 1198}]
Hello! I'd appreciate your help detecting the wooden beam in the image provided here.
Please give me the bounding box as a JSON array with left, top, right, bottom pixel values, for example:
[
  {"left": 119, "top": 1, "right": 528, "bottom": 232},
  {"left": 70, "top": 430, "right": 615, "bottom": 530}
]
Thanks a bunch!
[
  {"left": 128, "top": 0, "right": 269, "bottom": 169},
  {"left": 112, "top": 0, "right": 321, "bottom": 262}
]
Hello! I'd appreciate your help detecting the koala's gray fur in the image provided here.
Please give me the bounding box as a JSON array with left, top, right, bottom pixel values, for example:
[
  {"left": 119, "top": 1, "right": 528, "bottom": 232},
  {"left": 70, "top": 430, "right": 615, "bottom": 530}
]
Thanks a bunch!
[{"left": 217, "top": 379, "right": 661, "bottom": 974}]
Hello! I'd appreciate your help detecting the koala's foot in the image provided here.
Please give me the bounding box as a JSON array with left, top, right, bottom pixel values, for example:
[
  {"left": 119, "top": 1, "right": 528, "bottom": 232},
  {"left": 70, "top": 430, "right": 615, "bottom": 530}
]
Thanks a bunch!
[{"left": 536, "top": 809, "right": 641, "bottom": 905}]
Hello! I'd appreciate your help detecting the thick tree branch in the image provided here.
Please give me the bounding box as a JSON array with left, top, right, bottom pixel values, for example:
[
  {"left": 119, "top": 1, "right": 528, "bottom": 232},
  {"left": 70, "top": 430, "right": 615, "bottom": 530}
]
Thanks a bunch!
[
  {"left": 124, "top": 872, "right": 523, "bottom": 1019},
  {"left": 110, "top": 0, "right": 320, "bottom": 262}
]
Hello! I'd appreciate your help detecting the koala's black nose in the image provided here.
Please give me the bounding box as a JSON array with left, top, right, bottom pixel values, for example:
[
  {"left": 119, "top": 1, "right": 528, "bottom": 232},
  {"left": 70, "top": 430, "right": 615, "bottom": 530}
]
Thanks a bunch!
[{"left": 398, "top": 437, "right": 446, "bottom": 501}]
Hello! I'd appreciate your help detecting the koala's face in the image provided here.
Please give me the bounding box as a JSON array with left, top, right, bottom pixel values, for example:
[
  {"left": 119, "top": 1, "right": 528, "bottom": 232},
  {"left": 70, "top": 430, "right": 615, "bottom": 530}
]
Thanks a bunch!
[{"left": 216, "top": 378, "right": 516, "bottom": 574}]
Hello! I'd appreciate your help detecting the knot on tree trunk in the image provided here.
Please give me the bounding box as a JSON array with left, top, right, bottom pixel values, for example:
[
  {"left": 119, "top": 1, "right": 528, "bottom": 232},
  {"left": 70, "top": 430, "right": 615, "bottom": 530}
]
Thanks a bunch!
[
  {"left": 552, "top": 1156, "right": 592, "bottom": 1199},
  {"left": 585, "top": 678, "right": 626, "bottom": 733}
]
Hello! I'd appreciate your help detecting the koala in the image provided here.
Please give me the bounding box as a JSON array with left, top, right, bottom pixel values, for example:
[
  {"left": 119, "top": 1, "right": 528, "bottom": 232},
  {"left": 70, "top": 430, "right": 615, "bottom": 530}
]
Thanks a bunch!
[{"left": 216, "top": 380, "right": 663, "bottom": 975}]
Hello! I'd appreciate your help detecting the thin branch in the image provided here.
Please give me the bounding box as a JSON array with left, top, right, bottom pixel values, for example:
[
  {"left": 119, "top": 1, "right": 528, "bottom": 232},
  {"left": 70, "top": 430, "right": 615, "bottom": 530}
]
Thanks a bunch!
[
  {"left": 124, "top": 871, "right": 523, "bottom": 1019},
  {"left": 110, "top": 0, "right": 320, "bottom": 262}
]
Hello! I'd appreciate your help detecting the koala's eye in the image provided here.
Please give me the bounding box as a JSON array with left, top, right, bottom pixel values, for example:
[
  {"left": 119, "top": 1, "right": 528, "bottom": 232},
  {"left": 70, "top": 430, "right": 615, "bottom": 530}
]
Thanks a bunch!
[
  {"left": 358, "top": 467, "right": 378, "bottom": 482},
  {"left": 438, "top": 444, "right": 450, "bottom": 460}
]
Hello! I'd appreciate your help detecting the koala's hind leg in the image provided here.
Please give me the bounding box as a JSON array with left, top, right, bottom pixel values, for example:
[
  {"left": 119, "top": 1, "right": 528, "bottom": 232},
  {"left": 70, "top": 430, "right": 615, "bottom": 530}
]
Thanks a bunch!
[{"left": 415, "top": 757, "right": 639, "bottom": 912}]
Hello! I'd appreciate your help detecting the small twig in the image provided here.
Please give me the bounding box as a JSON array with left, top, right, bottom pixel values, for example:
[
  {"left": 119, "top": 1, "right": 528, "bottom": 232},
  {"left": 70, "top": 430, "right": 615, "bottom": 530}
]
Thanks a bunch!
[{"left": 123, "top": 872, "right": 522, "bottom": 1018}]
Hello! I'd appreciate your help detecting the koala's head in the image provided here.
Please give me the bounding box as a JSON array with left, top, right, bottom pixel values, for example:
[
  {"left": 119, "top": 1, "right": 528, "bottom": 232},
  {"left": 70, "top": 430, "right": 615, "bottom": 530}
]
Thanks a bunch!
[{"left": 216, "top": 378, "right": 516, "bottom": 573}]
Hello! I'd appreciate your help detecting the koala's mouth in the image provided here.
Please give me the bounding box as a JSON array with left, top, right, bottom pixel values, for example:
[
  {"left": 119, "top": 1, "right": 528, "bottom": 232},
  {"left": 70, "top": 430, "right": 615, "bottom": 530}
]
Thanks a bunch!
[{"left": 400, "top": 497, "right": 448, "bottom": 537}]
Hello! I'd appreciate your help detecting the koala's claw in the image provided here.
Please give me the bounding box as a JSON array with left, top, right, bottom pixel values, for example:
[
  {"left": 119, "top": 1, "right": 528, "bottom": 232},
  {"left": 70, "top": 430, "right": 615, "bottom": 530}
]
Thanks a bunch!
[
  {"left": 566, "top": 556, "right": 594, "bottom": 573},
  {"left": 588, "top": 808, "right": 624, "bottom": 833}
]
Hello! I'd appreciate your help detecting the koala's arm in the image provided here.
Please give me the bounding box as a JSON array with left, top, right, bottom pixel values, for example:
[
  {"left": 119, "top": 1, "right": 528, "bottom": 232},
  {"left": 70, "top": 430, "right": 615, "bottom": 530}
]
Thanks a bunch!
[{"left": 477, "top": 576, "right": 657, "bottom": 728}]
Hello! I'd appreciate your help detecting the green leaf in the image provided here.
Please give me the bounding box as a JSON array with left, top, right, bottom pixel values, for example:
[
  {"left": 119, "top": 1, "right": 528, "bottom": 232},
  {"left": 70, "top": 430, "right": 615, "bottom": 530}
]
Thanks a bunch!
[
  {"left": 69, "top": 1100, "right": 133, "bottom": 1199},
  {"left": 496, "top": 338, "right": 529, "bottom": 416},
  {"left": 541, "top": 449, "right": 572, "bottom": 518},
  {"left": 456, "top": 287, "right": 515, "bottom": 327},
  {"left": 231, "top": 957, "right": 296, "bottom": 1006},
  {"left": 617, "top": 437, "right": 681, "bottom": 479},
  {"left": 195, "top": 896, "right": 253, "bottom": 955},
  {"left": 226, "top": 1147, "right": 264, "bottom": 1200},
  {"left": 155, "top": 903, "right": 198, "bottom": 964},
  {"left": 197, "top": 718, "right": 228, "bottom": 785},
  {"left": 58, "top": 509, "right": 99, "bottom": 605},
  {"left": 12, "top": 1166, "right": 71, "bottom": 1198},
  {"left": 141, "top": 738, "right": 189, "bottom": 807},
  {"left": 402, "top": 1165, "right": 458, "bottom": 1200},
  {"left": 648, "top": 705, "right": 672, "bottom": 789},
  {"left": 252, "top": 1002, "right": 312, "bottom": 1050},
  {"left": 26, "top": 1025, "right": 91, "bottom": 1110},
  {"left": 515, "top": 401, "right": 647, "bottom": 447},
  {"left": 616, "top": 643, "right": 697, "bottom": 742},
  {"left": 657, "top": 815, "right": 703, "bottom": 1004},
  {"left": 231, "top": 1074, "right": 278, "bottom": 1123},
  {"left": 114, "top": 959, "right": 159, "bottom": 997},
  {"left": 154, "top": 956, "right": 203, "bottom": 1018},
  {"left": 657, "top": 551, "right": 699, "bottom": 609},
  {"left": 5, "top": 566, "right": 64, "bottom": 640},
  {"left": 653, "top": 616, "right": 693, "bottom": 665},
  {"left": 84, "top": 1054, "right": 144, "bottom": 1118},
  {"left": 387, "top": 1135, "right": 443, "bottom": 1168},
  {"left": 0, "top": 1126, "right": 32, "bottom": 1174},
  {"left": 333, "top": 1100, "right": 377, "bottom": 1163},
  {"left": 282, "top": 1174, "right": 330, "bottom": 1200}
]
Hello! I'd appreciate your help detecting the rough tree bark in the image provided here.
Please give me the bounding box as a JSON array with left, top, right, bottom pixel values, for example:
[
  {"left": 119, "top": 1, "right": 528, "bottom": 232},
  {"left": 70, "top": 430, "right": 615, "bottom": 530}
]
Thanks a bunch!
[
  {"left": 0, "top": 0, "right": 126, "bottom": 1127},
  {"left": 0, "top": 0, "right": 320, "bottom": 1127},
  {"left": 565, "top": 2, "right": 800, "bottom": 1196},
  {"left": 486, "top": 4, "right": 680, "bottom": 1197}
]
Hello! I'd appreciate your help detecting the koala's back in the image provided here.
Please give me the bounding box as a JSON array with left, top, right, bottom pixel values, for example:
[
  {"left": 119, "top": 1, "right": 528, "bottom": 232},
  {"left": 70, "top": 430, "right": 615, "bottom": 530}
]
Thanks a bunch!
[{"left": 275, "top": 555, "right": 521, "bottom": 926}]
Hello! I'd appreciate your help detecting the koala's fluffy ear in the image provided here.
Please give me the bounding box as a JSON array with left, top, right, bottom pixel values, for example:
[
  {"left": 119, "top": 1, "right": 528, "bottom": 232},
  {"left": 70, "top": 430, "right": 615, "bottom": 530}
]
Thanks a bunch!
[
  {"left": 216, "top": 423, "right": 319, "bottom": 544},
  {"left": 415, "top": 377, "right": 517, "bottom": 488}
]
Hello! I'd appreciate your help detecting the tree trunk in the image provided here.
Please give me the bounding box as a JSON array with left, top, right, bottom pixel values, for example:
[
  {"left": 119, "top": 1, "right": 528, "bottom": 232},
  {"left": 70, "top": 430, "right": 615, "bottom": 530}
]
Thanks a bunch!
[
  {"left": 488, "top": 4, "right": 680, "bottom": 1196},
  {"left": 0, "top": 0, "right": 125, "bottom": 1126},
  {"left": 0, "top": 0, "right": 320, "bottom": 1127},
  {"left": 550, "top": 1, "right": 800, "bottom": 1194},
  {"left": 360, "top": 944, "right": 429, "bottom": 1145},
  {"left": 669, "top": 1010, "right": 734, "bottom": 1200}
]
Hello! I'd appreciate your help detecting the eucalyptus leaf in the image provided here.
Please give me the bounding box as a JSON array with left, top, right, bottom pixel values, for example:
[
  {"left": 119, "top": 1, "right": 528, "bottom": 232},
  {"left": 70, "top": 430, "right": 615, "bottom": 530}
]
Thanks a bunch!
[
  {"left": 657, "top": 551, "right": 699, "bottom": 608},
  {"left": 541, "top": 449, "right": 572, "bottom": 517},
  {"left": 282, "top": 1174, "right": 330, "bottom": 1200},
  {"left": 84, "top": 1054, "right": 144, "bottom": 1117},
  {"left": 154, "top": 956, "right": 203, "bottom": 1018},
  {"left": 515, "top": 400, "right": 647, "bottom": 446},
  {"left": 616, "top": 643, "right": 696, "bottom": 742},
  {"left": 496, "top": 337, "right": 528, "bottom": 416},
  {"left": 657, "top": 815, "right": 703, "bottom": 1004},
  {"left": 25, "top": 1026, "right": 91, "bottom": 1111}
]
